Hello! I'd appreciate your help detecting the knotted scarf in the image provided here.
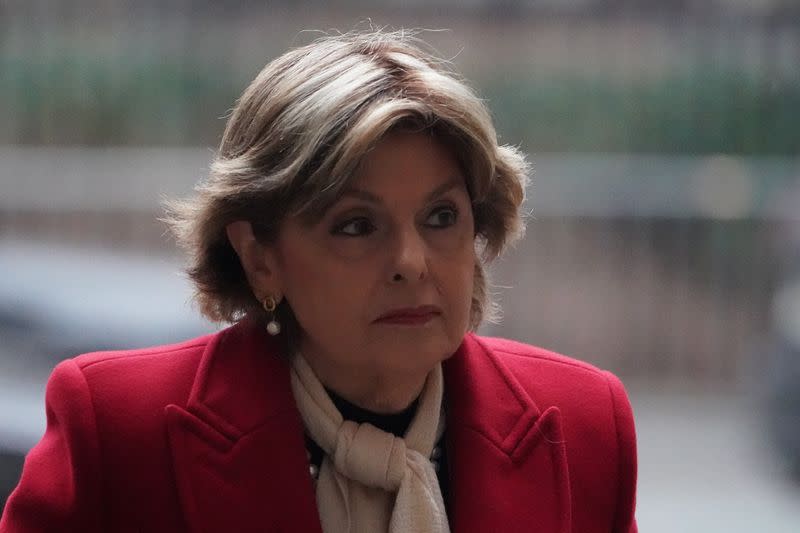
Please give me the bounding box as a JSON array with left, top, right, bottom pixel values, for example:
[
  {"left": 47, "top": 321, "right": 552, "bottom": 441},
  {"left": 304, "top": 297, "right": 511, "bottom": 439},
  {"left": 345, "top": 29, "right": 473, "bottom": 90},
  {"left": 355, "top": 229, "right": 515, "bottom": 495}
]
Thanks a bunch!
[{"left": 289, "top": 354, "right": 450, "bottom": 533}]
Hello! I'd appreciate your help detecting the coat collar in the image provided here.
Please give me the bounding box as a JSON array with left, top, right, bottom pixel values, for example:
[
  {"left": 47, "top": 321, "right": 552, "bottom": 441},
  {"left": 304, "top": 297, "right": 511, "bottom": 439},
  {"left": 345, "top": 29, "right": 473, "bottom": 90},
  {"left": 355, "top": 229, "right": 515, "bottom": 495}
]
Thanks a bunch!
[
  {"left": 166, "top": 321, "right": 570, "bottom": 532},
  {"left": 165, "top": 319, "right": 322, "bottom": 533},
  {"left": 443, "top": 334, "right": 572, "bottom": 532}
]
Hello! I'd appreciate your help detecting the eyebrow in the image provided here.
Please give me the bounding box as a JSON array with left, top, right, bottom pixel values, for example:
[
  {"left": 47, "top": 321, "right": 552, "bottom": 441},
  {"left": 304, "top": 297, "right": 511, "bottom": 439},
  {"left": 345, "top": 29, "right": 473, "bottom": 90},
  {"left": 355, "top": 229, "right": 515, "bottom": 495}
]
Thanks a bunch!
[{"left": 340, "top": 177, "right": 465, "bottom": 205}]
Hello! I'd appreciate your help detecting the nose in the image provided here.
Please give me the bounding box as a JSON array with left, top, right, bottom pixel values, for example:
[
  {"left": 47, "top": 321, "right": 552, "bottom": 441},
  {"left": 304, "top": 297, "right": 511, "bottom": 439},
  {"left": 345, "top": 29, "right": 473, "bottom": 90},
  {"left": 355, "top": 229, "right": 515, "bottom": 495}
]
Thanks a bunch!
[{"left": 389, "top": 226, "right": 428, "bottom": 283}]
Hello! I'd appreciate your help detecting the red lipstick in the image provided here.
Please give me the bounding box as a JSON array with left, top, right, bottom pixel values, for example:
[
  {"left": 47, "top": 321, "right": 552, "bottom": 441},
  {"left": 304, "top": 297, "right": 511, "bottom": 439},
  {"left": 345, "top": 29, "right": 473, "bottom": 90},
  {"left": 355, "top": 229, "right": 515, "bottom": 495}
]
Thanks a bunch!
[{"left": 375, "top": 305, "right": 441, "bottom": 325}]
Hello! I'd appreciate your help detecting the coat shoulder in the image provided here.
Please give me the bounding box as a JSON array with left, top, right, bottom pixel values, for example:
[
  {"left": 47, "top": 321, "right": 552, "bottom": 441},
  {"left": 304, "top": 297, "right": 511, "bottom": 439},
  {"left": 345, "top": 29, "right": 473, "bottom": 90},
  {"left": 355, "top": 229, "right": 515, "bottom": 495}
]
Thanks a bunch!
[
  {"left": 61, "top": 330, "right": 219, "bottom": 427},
  {"left": 473, "top": 334, "right": 611, "bottom": 377},
  {"left": 470, "top": 335, "right": 638, "bottom": 532},
  {"left": 469, "top": 334, "right": 633, "bottom": 424},
  {"left": 70, "top": 332, "right": 216, "bottom": 372}
]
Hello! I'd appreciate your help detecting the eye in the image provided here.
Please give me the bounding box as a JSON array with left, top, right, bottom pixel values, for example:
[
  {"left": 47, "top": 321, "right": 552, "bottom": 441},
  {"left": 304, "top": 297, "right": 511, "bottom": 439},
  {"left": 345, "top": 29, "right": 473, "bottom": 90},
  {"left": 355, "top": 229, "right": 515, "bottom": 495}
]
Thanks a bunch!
[
  {"left": 425, "top": 205, "right": 459, "bottom": 228},
  {"left": 331, "top": 217, "right": 376, "bottom": 237}
]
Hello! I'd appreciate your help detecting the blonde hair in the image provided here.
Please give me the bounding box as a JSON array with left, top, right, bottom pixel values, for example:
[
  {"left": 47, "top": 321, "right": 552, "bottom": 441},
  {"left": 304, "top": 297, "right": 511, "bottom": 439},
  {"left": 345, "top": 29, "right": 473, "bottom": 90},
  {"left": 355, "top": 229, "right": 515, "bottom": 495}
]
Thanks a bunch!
[{"left": 165, "top": 29, "right": 529, "bottom": 342}]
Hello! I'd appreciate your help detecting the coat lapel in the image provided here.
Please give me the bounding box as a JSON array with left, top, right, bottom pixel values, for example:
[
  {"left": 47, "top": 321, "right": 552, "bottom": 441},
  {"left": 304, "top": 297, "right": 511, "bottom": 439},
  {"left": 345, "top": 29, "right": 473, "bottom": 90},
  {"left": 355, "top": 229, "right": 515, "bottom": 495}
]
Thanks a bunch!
[
  {"left": 165, "top": 320, "right": 322, "bottom": 533},
  {"left": 444, "top": 334, "right": 572, "bottom": 533},
  {"left": 164, "top": 322, "right": 570, "bottom": 532}
]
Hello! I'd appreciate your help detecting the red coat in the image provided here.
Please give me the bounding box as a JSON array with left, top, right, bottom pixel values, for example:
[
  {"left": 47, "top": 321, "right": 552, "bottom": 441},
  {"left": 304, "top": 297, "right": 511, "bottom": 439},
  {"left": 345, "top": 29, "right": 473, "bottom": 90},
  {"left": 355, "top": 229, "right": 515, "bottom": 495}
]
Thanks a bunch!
[{"left": 1, "top": 319, "right": 637, "bottom": 532}]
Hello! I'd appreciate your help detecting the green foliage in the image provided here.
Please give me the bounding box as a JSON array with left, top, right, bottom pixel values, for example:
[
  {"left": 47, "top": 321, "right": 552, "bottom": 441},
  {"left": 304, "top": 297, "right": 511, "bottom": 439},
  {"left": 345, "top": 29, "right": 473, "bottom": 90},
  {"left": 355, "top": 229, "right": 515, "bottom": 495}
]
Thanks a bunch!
[
  {"left": 0, "top": 56, "right": 243, "bottom": 146},
  {"left": 1, "top": 56, "right": 798, "bottom": 154},
  {"left": 484, "top": 70, "right": 800, "bottom": 155}
]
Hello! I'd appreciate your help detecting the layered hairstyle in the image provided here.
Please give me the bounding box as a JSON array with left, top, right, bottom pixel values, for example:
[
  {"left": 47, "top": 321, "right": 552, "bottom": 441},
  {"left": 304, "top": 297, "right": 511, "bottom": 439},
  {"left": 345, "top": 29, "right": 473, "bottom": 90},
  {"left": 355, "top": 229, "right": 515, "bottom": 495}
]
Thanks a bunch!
[{"left": 165, "top": 29, "right": 529, "bottom": 346}]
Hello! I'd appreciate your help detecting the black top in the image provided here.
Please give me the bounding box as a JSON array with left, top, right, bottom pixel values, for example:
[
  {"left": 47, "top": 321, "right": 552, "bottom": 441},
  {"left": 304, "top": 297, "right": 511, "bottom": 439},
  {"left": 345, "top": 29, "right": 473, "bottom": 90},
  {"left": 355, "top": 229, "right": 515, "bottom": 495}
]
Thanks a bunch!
[{"left": 304, "top": 388, "right": 449, "bottom": 502}]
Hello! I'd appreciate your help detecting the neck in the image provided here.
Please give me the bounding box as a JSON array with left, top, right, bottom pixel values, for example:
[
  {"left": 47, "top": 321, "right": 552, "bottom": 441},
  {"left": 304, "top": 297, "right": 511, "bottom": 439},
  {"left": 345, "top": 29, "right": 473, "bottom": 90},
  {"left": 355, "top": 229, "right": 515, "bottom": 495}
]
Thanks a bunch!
[{"left": 298, "top": 353, "right": 430, "bottom": 415}]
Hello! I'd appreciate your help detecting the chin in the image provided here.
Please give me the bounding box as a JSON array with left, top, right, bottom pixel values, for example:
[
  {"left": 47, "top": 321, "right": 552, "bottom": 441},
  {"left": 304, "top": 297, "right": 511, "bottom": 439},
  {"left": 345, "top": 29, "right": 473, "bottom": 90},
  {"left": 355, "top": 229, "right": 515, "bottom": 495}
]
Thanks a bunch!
[{"left": 374, "top": 334, "right": 455, "bottom": 372}]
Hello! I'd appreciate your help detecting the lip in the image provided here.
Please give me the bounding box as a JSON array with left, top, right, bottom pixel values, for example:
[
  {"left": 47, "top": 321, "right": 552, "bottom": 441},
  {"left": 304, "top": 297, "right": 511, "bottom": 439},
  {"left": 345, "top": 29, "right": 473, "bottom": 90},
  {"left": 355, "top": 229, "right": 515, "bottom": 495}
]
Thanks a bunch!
[{"left": 374, "top": 305, "right": 442, "bottom": 325}]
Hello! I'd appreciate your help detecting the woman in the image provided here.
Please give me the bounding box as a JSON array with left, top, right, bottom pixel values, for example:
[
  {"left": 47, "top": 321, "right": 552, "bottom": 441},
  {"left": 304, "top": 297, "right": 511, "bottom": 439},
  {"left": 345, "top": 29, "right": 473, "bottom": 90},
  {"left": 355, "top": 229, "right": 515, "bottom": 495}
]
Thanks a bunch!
[{"left": 1, "top": 31, "right": 637, "bottom": 532}]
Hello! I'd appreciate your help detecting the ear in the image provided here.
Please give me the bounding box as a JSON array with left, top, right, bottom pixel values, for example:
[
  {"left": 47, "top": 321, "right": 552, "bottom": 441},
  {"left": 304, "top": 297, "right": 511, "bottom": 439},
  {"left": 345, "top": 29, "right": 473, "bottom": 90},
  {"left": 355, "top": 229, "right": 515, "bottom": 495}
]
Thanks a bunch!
[{"left": 225, "top": 221, "right": 282, "bottom": 299}]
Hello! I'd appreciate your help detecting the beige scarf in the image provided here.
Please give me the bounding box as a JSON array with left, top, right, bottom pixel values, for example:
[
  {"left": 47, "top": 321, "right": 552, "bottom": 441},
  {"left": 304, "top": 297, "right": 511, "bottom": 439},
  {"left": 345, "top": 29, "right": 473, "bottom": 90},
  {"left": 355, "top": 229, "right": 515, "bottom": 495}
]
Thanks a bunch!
[{"left": 290, "top": 354, "right": 450, "bottom": 533}]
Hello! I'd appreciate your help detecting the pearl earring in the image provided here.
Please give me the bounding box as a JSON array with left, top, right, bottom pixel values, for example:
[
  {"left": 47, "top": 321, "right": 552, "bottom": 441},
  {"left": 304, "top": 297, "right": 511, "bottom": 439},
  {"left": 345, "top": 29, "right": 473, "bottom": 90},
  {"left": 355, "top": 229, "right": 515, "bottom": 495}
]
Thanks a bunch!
[{"left": 262, "top": 295, "right": 281, "bottom": 336}]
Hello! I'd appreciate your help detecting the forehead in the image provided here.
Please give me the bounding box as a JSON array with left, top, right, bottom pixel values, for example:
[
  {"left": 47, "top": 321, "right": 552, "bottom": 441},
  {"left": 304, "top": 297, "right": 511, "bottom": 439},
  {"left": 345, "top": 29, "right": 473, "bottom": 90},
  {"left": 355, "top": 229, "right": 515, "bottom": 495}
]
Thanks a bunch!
[
  {"left": 349, "top": 131, "right": 463, "bottom": 191},
  {"left": 295, "top": 130, "right": 468, "bottom": 224}
]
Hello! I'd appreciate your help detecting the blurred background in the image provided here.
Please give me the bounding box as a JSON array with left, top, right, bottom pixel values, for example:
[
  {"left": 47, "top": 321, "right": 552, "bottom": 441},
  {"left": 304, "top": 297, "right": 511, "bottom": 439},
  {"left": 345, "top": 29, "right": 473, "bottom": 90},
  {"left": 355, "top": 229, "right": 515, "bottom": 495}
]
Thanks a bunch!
[{"left": 1, "top": 1, "right": 799, "bottom": 530}]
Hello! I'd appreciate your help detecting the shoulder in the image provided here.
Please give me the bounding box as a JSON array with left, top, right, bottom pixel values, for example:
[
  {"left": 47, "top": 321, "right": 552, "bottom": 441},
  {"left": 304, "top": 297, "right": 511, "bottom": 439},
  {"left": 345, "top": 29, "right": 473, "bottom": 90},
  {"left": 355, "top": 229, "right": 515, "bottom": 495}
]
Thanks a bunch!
[
  {"left": 471, "top": 334, "right": 621, "bottom": 390},
  {"left": 474, "top": 334, "right": 609, "bottom": 375},
  {"left": 469, "top": 334, "right": 634, "bottom": 424},
  {"left": 47, "top": 330, "right": 218, "bottom": 424},
  {"left": 70, "top": 332, "right": 215, "bottom": 373},
  {"left": 469, "top": 334, "right": 637, "bottom": 526}
]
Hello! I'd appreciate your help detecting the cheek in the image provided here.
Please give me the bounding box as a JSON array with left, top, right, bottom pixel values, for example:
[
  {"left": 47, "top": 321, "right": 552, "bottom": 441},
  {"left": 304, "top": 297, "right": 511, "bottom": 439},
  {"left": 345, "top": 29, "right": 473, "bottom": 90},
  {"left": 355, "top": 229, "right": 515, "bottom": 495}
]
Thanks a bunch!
[
  {"left": 278, "top": 246, "right": 372, "bottom": 332},
  {"left": 457, "top": 258, "right": 476, "bottom": 310},
  {"left": 437, "top": 247, "right": 476, "bottom": 324},
  {"left": 324, "top": 234, "right": 385, "bottom": 261}
]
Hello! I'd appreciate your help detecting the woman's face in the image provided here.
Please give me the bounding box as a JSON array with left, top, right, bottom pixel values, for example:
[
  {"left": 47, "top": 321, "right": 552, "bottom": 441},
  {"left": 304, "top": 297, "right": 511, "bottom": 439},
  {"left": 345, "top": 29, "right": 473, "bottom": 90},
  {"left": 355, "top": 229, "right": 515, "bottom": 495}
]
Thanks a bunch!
[{"left": 266, "top": 131, "right": 475, "bottom": 382}]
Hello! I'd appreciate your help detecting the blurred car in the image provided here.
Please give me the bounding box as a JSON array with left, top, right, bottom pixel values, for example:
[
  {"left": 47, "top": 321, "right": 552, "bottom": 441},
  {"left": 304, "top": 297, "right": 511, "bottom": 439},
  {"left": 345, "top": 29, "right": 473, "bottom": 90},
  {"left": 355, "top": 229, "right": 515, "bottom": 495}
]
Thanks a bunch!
[
  {"left": 765, "top": 275, "right": 800, "bottom": 481},
  {"left": 0, "top": 240, "right": 215, "bottom": 512}
]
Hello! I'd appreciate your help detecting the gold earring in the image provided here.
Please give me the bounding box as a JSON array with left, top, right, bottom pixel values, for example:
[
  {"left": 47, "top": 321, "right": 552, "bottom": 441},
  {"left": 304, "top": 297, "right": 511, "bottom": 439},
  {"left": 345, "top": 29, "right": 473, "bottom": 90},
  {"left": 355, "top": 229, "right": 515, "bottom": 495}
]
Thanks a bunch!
[{"left": 263, "top": 295, "right": 281, "bottom": 336}]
